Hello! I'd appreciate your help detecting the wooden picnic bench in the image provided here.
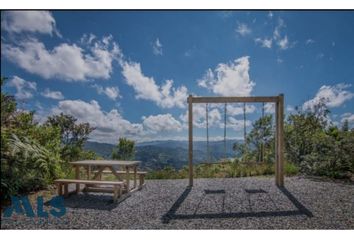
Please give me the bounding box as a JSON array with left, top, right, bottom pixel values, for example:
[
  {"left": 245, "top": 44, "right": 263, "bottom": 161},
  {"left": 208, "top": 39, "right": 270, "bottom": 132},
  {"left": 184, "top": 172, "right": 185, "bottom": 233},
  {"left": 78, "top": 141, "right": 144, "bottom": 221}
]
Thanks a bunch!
[
  {"left": 54, "top": 179, "right": 124, "bottom": 202},
  {"left": 54, "top": 160, "right": 144, "bottom": 202},
  {"left": 95, "top": 170, "right": 147, "bottom": 187}
]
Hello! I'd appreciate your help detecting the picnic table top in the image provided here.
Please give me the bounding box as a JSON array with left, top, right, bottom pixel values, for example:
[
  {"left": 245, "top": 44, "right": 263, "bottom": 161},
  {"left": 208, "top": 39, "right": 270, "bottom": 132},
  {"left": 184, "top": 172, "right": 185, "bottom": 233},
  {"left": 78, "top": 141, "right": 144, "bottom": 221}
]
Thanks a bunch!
[{"left": 70, "top": 160, "right": 141, "bottom": 166}]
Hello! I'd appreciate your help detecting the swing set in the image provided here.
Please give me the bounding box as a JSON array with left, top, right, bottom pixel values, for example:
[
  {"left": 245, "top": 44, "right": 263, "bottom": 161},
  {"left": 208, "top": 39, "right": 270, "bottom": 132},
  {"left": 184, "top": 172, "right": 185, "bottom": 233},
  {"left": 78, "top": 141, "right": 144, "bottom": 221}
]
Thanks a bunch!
[{"left": 187, "top": 94, "right": 285, "bottom": 187}]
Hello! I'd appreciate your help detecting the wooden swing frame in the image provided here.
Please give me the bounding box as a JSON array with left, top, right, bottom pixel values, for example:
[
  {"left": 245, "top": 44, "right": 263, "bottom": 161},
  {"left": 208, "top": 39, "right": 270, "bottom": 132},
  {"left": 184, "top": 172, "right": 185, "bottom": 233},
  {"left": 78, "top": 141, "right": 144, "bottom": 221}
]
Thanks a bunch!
[{"left": 187, "top": 94, "right": 285, "bottom": 187}]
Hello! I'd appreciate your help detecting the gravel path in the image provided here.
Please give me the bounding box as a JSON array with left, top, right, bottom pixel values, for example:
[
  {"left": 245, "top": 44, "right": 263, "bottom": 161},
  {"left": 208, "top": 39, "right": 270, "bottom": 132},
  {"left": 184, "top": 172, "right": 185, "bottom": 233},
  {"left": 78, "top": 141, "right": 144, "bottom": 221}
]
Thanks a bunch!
[{"left": 1, "top": 176, "right": 353, "bottom": 229}]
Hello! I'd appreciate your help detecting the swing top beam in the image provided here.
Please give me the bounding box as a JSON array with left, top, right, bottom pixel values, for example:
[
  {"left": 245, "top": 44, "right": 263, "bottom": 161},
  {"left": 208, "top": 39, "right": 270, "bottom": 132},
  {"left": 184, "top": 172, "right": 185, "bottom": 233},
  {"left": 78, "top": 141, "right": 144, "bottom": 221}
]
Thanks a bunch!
[
  {"left": 187, "top": 94, "right": 285, "bottom": 188},
  {"left": 189, "top": 96, "right": 281, "bottom": 104}
]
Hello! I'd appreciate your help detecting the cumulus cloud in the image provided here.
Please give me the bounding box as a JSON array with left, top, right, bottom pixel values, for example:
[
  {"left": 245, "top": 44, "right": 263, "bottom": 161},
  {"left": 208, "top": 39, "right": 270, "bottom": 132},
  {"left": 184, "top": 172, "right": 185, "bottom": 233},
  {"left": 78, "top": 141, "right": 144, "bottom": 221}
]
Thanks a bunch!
[
  {"left": 235, "top": 23, "right": 251, "bottom": 36},
  {"left": 120, "top": 61, "right": 188, "bottom": 108},
  {"left": 179, "top": 104, "right": 206, "bottom": 128},
  {"left": 92, "top": 84, "right": 120, "bottom": 100},
  {"left": 142, "top": 114, "right": 182, "bottom": 133},
  {"left": 49, "top": 99, "right": 187, "bottom": 143},
  {"left": 226, "top": 104, "right": 256, "bottom": 116},
  {"left": 1, "top": 11, "right": 61, "bottom": 37},
  {"left": 228, "top": 116, "right": 251, "bottom": 131},
  {"left": 52, "top": 99, "right": 143, "bottom": 143},
  {"left": 254, "top": 37, "right": 272, "bottom": 48},
  {"left": 8, "top": 76, "right": 37, "bottom": 100},
  {"left": 264, "top": 103, "right": 275, "bottom": 114},
  {"left": 41, "top": 88, "right": 64, "bottom": 100},
  {"left": 198, "top": 56, "right": 255, "bottom": 96},
  {"left": 303, "top": 83, "right": 354, "bottom": 111},
  {"left": 152, "top": 38, "right": 163, "bottom": 56},
  {"left": 2, "top": 36, "right": 121, "bottom": 81},
  {"left": 341, "top": 113, "right": 354, "bottom": 124}
]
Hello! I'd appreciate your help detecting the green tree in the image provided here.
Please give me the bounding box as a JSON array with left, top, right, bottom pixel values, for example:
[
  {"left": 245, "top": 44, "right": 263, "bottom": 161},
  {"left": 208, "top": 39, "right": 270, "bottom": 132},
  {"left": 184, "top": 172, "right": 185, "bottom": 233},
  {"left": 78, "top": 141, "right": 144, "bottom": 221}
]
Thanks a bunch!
[
  {"left": 45, "top": 113, "right": 95, "bottom": 162},
  {"left": 1, "top": 77, "right": 63, "bottom": 200},
  {"left": 233, "top": 115, "right": 274, "bottom": 163},
  {"left": 285, "top": 100, "right": 329, "bottom": 165},
  {"left": 112, "top": 138, "right": 136, "bottom": 160},
  {"left": 341, "top": 119, "right": 349, "bottom": 132}
]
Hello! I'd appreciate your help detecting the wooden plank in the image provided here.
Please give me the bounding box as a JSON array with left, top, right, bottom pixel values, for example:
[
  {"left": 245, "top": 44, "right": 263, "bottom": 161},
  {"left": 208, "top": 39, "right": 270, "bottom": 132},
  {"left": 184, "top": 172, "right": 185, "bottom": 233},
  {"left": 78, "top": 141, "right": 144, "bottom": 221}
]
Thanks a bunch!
[
  {"left": 57, "top": 183, "right": 62, "bottom": 196},
  {"left": 139, "top": 174, "right": 145, "bottom": 186},
  {"left": 113, "top": 185, "right": 118, "bottom": 202},
  {"left": 125, "top": 166, "right": 130, "bottom": 191},
  {"left": 92, "top": 166, "right": 106, "bottom": 180},
  {"left": 87, "top": 165, "right": 91, "bottom": 179},
  {"left": 133, "top": 166, "right": 137, "bottom": 189},
  {"left": 70, "top": 160, "right": 141, "bottom": 166},
  {"left": 191, "top": 96, "right": 279, "bottom": 104},
  {"left": 188, "top": 95, "right": 193, "bottom": 187},
  {"left": 54, "top": 179, "right": 124, "bottom": 185},
  {"left": 75, "top": 165, "right": 80, "bottom": 193},
  {"left": 64, "top": 184, "right": 68, "bottom": 197},
  {"left": 108, "top": 166, "right": 124, "bottom": 181},
  {"left": 93, "top": 170, "right": 147, "bottom": 175}
]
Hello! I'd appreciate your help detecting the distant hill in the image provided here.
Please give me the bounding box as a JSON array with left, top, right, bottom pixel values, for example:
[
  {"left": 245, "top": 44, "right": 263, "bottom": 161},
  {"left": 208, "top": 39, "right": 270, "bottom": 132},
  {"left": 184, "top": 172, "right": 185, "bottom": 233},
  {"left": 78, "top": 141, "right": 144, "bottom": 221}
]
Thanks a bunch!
[{"left": 84, "top": 139, "right": 241, "bottom": 170}]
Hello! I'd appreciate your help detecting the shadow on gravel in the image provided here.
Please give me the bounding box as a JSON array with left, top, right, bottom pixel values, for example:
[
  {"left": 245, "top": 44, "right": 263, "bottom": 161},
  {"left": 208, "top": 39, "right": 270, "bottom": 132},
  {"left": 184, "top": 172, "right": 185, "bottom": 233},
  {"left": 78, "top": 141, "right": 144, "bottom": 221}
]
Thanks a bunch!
[
  {"left": 161, "top": 186, "right": 313, "bottom": 224},
  {"left": 62, "top": 193, "right": 122, "bottom": 211}
]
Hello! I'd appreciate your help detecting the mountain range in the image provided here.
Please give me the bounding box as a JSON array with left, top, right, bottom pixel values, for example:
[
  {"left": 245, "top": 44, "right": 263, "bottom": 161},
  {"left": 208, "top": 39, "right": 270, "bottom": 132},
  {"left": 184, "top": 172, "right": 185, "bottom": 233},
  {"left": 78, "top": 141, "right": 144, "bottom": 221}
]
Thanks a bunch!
[{"left": 84, "top": 140, "right": 241, "bottom": 170}]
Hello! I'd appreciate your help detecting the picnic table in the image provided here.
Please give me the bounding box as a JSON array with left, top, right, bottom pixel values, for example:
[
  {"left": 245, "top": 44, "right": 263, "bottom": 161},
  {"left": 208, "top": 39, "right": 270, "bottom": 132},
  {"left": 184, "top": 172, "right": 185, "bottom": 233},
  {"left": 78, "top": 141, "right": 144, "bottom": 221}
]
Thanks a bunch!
[{"left": 70, "top": 160, "right": 141, "bottom": 193}]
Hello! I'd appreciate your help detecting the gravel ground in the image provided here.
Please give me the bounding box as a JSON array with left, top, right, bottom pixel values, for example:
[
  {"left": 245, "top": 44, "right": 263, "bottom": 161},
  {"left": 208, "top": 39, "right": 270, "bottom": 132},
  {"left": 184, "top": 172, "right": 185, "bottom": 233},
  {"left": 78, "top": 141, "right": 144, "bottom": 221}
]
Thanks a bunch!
[{"left": 1, "top": 176, "right": 353, "bottom": 229}]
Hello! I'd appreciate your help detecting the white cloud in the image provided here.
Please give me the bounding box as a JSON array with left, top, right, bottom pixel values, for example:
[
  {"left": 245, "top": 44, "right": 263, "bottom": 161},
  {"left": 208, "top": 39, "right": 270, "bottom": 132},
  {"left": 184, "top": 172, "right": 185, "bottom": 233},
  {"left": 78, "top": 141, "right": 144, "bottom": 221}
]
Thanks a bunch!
[
  {"left": 306, "top": 39, "right": 315, "bottom": 45},
  {"left": 80, "top": 33, "right": 97, "bottom": 45},
  {"left": 272, "top": 18, "right": 293, "bottom": 50},
  {"left": 268, "top": 11, "right": 274, "bottom": 19},
  {"left": 255, "top": 37, "right": 272, "bottom": 48},
  {"left": 226, "top": 104, "right": 256, "bottom": 116},
  {"left": 8, "top": 76, "right": 37, "bottom": 100},
  {"left": 278, "top": 35, "right": 289, "bottom": 50},
  {"left": 41, "top": 88, "right": 64, "bottom": 100},
  {"left": 227, "top": 116, "right": 251, "bottom": 131},
  {"left": 341, "top": 113, "right": 354, "bottom": 124},
  {"left": 303, "top": 83, "right": 354, "bottom": 110},
  {"left": 49, "top": 99, "right": 187, "bottom": 143},
  {"left": 52, "top": 99, "right": 143, "bottom": 143},
  {"left": 264, "top": 103, "right": 275, "bottom": 113},
  {"left": 286, "top": 105, "right": 295, "bottom": 113},
  {"left": 120, "top": 60, "right": 188, "bottom": 108},
  {"left": 2, "top": 36, "right": 121, "bottom": 81},
  {"left": 235, "top": 23, "right": 251, "bottom": 36},
  {"left": 179, "top": 104, "right": 207, "bottom": 128},
  {"left": 92, "top": 84, "right": 120, "bottom": 100},
  {"left": 1, "top": 11, "right": 61, "bottom": 37},
  {"left": 152, "top": 38, "right": 163, "bottom": 56},
  {"left": 316, "top": 53, "right": 325, "bottom": 59},
  {"left": 197, "top": 56, "right": 255, "bottom": 96},
  {"left": 142, "top": 114, "right": 182, "bottom": 133}
]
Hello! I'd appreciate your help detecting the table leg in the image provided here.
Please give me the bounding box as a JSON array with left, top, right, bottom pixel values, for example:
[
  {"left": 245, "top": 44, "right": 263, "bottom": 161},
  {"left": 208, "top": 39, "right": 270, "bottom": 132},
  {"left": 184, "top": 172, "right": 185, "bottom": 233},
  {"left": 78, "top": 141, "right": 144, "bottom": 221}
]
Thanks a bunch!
[
  {"left": 75, "top": 165, "right": 80, "bottom": 193},
  {"left": 125, "top": 166, "right": 130, "bottom": 192},
  {"left": 88, "top": 165, "right": 92, "bottom": 179},
  {"left": 133, "top": 165, "right": 137, "bottom": 189}
]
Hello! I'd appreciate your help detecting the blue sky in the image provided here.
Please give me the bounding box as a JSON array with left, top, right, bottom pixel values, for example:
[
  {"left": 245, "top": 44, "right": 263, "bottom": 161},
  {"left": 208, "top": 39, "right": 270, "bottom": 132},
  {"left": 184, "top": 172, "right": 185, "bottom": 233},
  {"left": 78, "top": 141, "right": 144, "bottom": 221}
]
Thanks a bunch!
[{"left": 1, "top": 11, "right": 354, "bottom": 143}]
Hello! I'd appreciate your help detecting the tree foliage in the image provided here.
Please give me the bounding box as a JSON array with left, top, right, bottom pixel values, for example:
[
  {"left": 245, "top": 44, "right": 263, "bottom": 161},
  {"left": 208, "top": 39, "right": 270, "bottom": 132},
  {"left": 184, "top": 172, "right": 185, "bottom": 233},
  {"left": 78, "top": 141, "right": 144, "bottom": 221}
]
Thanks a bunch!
[
  {"left": 112, "top": 138, "right": 135, "bottom": 160},
  {"left": 1, "top": 77, "right": 97, "bottom": 201}
]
